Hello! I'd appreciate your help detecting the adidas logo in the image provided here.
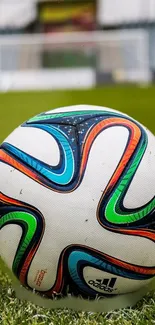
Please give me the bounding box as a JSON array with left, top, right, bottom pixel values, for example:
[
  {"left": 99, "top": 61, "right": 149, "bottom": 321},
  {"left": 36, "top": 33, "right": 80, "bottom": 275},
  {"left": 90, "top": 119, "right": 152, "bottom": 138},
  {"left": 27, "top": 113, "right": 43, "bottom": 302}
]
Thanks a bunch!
[{"left": 88, "top": 277, "right": 117, "bottom": 293}]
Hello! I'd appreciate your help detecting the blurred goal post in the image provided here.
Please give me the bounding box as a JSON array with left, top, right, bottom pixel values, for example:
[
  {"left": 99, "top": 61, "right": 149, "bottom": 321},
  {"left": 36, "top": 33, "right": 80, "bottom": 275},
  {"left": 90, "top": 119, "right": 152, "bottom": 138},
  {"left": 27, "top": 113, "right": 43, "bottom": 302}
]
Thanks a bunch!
[{"left": 0, "top": 30, "right": 151, "bottom": 91}]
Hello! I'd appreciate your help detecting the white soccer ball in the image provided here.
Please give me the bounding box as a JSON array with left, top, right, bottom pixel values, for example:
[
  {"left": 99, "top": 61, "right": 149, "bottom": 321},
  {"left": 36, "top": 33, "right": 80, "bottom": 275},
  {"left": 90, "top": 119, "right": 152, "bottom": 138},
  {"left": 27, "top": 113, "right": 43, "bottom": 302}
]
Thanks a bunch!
[{"left": 0, "top": 105, "right": 155, "bottom": 300}]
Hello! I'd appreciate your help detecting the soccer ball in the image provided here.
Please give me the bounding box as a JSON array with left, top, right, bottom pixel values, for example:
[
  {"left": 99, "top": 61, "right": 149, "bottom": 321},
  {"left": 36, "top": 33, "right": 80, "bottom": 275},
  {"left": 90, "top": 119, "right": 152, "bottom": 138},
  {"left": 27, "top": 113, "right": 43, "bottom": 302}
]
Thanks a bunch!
[{"left": 0, "top": 105, "right": 155, "bottom": 301}]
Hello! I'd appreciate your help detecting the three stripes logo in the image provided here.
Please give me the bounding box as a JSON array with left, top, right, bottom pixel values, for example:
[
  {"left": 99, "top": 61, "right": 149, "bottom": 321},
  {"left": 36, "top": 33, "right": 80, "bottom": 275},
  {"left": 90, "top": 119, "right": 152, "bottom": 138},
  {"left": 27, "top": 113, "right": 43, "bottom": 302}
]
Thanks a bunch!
[{"left": 88, "top": 277, "right": 117, "bottom": 293}]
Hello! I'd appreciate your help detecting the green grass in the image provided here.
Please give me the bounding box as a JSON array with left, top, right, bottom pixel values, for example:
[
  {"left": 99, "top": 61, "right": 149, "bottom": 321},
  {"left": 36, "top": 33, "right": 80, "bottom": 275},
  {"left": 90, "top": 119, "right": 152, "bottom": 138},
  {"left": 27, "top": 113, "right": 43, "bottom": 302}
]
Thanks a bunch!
[
  {"left": 1, "top": 268, "right": 155, "bottom": 325},
  {"left": 0, "top": 86, "right": 155, "bottom": 325},
  {"left": 1, "top": 85, "right": 155, "bottom": 143}
]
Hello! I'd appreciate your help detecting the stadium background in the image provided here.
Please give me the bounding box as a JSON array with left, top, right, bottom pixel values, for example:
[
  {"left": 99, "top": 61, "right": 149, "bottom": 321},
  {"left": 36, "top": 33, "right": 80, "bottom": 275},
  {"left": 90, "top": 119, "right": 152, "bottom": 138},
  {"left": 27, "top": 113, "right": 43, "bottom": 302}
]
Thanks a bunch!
[
  {"left": 1, "top": 0, "right": 155, "bottom": 91},
  {"left": 0, "top": 1, "right": 155, "bottom": 324}
]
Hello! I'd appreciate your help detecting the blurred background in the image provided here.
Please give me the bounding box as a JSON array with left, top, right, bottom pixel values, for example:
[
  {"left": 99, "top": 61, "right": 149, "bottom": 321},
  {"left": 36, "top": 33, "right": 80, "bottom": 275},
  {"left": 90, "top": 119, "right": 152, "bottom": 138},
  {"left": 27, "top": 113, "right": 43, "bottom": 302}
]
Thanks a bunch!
[
  {"left": 1, "top": 0, "right": 155, "bottom": 90},
  {"left": 0, "top": 0, "right": 155, "bottom": 141}
]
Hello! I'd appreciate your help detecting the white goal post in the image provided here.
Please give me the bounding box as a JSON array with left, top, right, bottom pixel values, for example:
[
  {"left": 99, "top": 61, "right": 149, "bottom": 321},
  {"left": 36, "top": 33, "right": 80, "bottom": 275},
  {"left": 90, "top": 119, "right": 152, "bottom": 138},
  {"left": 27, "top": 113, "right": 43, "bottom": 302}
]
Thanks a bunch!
[{"left": 0, "top": 30, "right": 151, "bottom": 91}]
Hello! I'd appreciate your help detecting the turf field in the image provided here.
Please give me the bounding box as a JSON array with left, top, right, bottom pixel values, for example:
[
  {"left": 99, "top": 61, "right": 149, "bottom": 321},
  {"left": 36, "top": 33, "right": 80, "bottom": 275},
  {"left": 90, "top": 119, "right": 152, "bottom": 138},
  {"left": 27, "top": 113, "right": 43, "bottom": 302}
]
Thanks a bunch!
[
  {"left": 0, "top": 86, "right": 155, "bottom": 325},
  {"left": 1, "top": 85, "right": 155, "bottom": 142}
]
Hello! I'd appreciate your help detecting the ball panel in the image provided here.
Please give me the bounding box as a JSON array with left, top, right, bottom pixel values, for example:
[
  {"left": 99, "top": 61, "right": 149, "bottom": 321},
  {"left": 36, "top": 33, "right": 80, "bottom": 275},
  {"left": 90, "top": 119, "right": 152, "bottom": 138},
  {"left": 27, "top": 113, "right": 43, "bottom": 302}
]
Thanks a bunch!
[
  {"left": 124, "top": 128, "right": 155, "bottom": 208},
  {"left": 0, "top": 224, "right": 22, "bottom": 269},
  {"left": 4, "top": 126, "right": 60, "bottom": 166}
]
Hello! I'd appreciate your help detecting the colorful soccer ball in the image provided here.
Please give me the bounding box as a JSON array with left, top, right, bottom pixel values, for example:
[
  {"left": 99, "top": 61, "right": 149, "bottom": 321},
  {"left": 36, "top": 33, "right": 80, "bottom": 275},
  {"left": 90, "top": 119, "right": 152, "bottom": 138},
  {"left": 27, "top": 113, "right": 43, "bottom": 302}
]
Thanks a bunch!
[{"left": 0, "top": 105, "right": 155, "bottom": 300}]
